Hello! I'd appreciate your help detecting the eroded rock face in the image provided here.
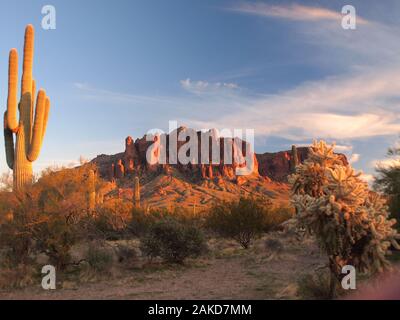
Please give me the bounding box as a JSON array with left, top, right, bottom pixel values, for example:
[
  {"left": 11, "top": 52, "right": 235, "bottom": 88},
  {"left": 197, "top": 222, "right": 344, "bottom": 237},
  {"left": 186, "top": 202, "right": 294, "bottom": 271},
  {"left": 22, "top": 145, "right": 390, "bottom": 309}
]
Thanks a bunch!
[
  {"left": 256, "top": 148, "right": 309, "bottom": 182},
  {"left": 115, "top": 159, "right": 125, "bottom": 179},
  {"left": 124, "top": 136, "right": 137, "bottom": 174},
  {"left": 91, "top": 129, "right": 346, "bottom": 183},
  {"left": 93, "top": 129, "right": 261, "bottom": 181}
]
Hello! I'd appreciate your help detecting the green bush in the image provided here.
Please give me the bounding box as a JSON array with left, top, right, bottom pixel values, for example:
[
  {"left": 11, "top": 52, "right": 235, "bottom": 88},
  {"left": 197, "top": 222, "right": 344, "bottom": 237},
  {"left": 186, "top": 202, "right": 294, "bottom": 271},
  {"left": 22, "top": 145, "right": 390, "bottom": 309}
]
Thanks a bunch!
[
  {"left": 374, "top": 144, "right": 400, "bottom": 226},
  {"left": 128, "top": 208, "right": 161, "bottom": 237},
  {"left": 297, "top": 271, "right": 346, "bottom": 300},
  {"left": 85, "top": 244, "right": 114, "bottom": 273},
  {"left": 115, "top": 243, "right": 137, "bottom": 265},
  {"left": 34, "top": 214, "right": 78, "bottom": 270},
  {"left": 129, "top": 207, "right": 203, "bottom": 237},
  {"left": 140, "top": 218, "right": 207, "bottom": 264},
  {"left": 206, "top": 197, "right": 270, "bottom": 249},
  {"left": 82, "top": 198, "right": 134, "bottom": 241},
  {"left": 0, "top": 196, "right": 78, "bottom": 269}
]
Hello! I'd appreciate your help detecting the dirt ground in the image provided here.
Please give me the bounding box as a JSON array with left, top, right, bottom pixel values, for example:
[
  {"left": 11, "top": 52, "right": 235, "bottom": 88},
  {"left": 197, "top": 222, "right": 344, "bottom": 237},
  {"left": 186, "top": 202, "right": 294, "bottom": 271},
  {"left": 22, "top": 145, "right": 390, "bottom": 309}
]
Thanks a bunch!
[{"left": 0, "top": 233, "right": 329, "bottom": 300}]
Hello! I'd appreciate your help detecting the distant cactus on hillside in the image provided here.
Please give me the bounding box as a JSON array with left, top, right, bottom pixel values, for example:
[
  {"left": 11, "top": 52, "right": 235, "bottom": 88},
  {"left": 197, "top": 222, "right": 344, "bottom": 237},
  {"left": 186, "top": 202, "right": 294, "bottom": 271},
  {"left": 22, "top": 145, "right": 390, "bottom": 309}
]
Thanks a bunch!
[
  {"left": 87, "top": 169, "right": 96, "bottom": 213},
  {"left": 133, "top": 176, "right": 141, "bottom": 208},
  {"left": 289, "top": 141, "right": 400, "bottom": 298},
  {"left": 3, "top": 25, "right": 51, "bottom": 191}
]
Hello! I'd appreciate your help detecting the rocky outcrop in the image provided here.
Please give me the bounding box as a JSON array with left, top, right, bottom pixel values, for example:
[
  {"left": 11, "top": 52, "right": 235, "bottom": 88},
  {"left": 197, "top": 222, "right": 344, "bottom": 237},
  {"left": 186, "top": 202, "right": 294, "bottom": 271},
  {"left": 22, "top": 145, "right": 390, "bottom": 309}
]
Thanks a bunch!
[
  {"left": 256, "top": 147, "right": 310, "bottom": 182},
  {"left": 93, "top": 128, "right": 260, "bottom": 182},
  {"left": 92, "top": 129, "right": 347, "bottom": 183}
]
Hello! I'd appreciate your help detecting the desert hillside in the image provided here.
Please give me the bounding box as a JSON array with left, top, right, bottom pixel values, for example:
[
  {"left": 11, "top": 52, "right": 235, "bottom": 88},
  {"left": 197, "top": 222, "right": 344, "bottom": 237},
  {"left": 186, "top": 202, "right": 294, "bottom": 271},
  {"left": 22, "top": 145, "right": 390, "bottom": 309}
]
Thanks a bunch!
[{"left": 89, "top": 128, "right": 319, "bottom": 210}]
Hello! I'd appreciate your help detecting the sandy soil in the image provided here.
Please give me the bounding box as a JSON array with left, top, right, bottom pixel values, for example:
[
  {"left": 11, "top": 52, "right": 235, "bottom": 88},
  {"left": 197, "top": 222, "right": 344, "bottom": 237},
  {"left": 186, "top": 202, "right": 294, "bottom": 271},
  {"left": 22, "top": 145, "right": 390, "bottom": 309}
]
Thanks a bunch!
[{"left": 0, "top": 233, "right": 326, "bottom": 300}]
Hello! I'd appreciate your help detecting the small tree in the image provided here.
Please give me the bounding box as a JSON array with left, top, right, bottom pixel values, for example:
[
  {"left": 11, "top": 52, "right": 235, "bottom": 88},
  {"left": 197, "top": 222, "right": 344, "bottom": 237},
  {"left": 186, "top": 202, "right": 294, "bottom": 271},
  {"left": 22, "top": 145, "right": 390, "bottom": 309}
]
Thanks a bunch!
[
  {"left": 374, "top": 143, "right": 400, "bottom": 224},
  {"left": 206, "top": 197, "right": 267, "bottom": 249},
  {"left": 140, "top": 218, "right": 207, "bottom": 264},
  {"left": 289, "top": 141, "right": 400, "bottom": 298}
]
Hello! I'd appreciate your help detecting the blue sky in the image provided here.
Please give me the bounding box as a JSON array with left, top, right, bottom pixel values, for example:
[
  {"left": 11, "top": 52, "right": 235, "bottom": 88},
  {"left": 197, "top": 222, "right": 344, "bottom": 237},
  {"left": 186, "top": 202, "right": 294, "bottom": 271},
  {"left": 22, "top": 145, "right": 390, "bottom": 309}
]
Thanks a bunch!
[{"left": 1, "top": 0, "right": 400, "bottom": 181}]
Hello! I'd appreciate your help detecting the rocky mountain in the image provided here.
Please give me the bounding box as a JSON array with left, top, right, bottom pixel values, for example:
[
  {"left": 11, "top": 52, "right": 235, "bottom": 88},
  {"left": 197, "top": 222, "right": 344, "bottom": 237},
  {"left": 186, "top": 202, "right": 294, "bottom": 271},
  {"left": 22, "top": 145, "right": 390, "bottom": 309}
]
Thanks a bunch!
[
  {"left": 90, "top": 128, "right": 328, "bottom": 210},
  {"left": 92, "top": 127, "right": 309, "bottom": 184}
]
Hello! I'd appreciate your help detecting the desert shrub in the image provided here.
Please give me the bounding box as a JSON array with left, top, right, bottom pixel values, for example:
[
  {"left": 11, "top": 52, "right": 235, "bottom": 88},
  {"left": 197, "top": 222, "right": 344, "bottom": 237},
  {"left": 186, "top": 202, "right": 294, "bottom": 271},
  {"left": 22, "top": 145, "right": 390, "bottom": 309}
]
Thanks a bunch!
[
  {"left": 115, "top": 243, "right": 137, "bottom": 265},
  {"left": 264, "top": 239, "right": 284, "bottom": 255},
  {"left": 264, "top": 205, "right": 294, "bottom": 232},
  {"left": 297, "top": 271, "right": 336, "bottom": 300},
  {"left": 290, "top": 141, "right": 400, "bottom": 298},
  {"left": 93, "top": 199, "right": 133, "bottom": 240},
  {"left": 85, "top": 244, "right": 114, "bottom": 273},
  {"left": 140, "top": 218, "right": 207, "bottom": 264},
  {"left": 0, "top": 187, "right": 79, "bottom": 269},
  {"left": 34, "top": 214, "right": 78, "bottom": 270},
  {"left": 129, "top": 207, "right": 203, "bottom": 238},
  {"left": 34, "top": 164, "right": 101, "bottom": 216},
  {"left": 0, "top": 210, "right": 78, "bottom": 269},
  {"left": 0, "top": 165, "right": 113, "bottom": 275},
  {"left": 206, "top": 197, "right": 268, "bottom": 249},
  {"left": 128, "top": 208, "right": 160, "bottom": 237},
  {"left": 0, "top": 264, "right": 38, "bottom": 290}
]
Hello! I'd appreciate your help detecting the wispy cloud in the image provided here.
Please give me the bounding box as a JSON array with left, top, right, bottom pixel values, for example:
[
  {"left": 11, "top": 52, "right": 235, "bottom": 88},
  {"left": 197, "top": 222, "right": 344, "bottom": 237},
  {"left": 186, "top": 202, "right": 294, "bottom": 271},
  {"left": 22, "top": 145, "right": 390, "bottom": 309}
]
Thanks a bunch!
[
  {"left": 335, "top": 145, "right": 354, "bottom": 153},
  {"left": 372, "top": 158, "right": 400, "bottom": 169},
  {"left": 180, "top": 78, "right": 239, "bottom": 94},
  {"left": 73, "top": 82, "right": 175, "bottom": 105},
  {"left": 72, "top": 3, "right": 400, "bottom": 169},
  {"left": 187, "top": 65, "right": 400, "bottom": 141},
  {"left": 229, "top": 3, "right": 369, "bottom": 24}
]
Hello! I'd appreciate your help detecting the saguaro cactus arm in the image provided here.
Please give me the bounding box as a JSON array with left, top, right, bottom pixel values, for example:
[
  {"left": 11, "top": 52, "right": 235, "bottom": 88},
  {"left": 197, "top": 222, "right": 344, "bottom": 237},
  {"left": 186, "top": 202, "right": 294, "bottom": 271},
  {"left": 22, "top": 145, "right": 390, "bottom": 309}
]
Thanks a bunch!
[
  {"left": 27, "top": 89, "right": 47, "bottom": 162},
  {"left": 6, "top": 49, "right": 19, "bottom": 133},
  {"left": 41, "top": 97, "right": 50, "bottom": 140},
  {"left": 21, "top": 24, "right": 34, "bottom": 96},
  {"left": 31, "top": 79, "right": 36, "bottom": 129},
  {"left": 3, "top": 112, "right": 14, "bottom": 170}
]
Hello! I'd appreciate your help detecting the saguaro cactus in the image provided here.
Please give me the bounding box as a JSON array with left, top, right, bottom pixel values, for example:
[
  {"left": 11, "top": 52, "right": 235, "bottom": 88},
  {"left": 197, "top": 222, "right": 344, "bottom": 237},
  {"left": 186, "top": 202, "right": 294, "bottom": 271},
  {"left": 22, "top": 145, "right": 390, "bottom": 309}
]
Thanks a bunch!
[
  {"left": 290, "top": 145, "right": 299, "bottom": 173},
  {"left": 3, "top": 25, "right": 51, "bottom": 191},
  {"left": 87, "top": 169, "right": 96, "bottom": 212},
  {"left": 133, "top": 176, "right": 141, "bottom": 208}
]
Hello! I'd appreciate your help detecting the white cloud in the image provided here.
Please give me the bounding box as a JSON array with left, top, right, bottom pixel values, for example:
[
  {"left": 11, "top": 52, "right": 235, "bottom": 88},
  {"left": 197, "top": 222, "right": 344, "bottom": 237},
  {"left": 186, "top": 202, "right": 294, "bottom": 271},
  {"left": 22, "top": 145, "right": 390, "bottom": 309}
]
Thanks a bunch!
[
  {"left": 372, "top": 158, "right": 400, "bottom": 169},
  {"left": 360, "top": 173, "right": 375, "bottom": 185},
  {"left": 187, "top": 65, "right": 400, "bottom": 141},
  {"left": 349, "top": 153, "right": 360, "bottom": 164},
  {"left": 74, "top": 4, "right": 400, "bottom": 147},
  {"left": 229, "top": 3, "right": 369, "bottom": 24},
  {"left": 335, "top": 145, "right": 354, "bottom": 152}
]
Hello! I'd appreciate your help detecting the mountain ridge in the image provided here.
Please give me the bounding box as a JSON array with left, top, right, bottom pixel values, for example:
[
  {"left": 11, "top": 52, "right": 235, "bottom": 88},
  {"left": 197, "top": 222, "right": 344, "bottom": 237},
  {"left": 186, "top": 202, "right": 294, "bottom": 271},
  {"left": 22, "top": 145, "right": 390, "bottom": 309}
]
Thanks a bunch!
[{"left": 89, "top": 128, "right": 344, "bottom": 210}]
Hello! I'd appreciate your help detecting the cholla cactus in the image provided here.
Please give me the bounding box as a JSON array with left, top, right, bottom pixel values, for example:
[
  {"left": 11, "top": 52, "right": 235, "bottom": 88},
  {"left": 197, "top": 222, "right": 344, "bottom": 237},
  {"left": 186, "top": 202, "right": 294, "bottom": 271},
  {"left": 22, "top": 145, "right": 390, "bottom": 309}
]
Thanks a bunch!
[
  {"left": 289, "top": 141, "right": 400, "bottom": 297},
  {"left": 3, "top": 25, "right": 51, "bottom": 191}
]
